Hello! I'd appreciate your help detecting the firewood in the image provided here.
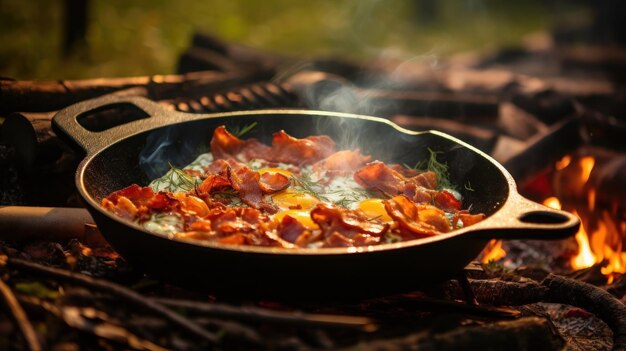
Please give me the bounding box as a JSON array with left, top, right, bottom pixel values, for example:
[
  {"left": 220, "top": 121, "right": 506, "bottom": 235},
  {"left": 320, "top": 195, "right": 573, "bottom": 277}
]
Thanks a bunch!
[
  {"left": 543, "top": 274, "right": 626, "bottom": 350},
  {"left": 504, "top": 115, "right": 583, "bottom": 184},
  {"left": 341, "top": 317, "right": 563, "bottom": 351},
  {"left": 0, "top": 71, "right": 267, "bottom": 115}
]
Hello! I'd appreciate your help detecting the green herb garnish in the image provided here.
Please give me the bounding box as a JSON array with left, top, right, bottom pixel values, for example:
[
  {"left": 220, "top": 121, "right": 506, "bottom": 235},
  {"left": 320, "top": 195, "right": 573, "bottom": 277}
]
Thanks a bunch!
[
  {"left": 333, "top": 187, "right": 376, "bottom": 208},
  {"left": 230, "top": 122, "right": 258, "bottom": 138},
  {"left": 406, "top": 148, "right": 454, "bottom": 191},
  {"left": 291, "top": 174, "right": 329, "bottom": 202},
  {"left": 149, "top": 163, "right": 198, "bottom": 192}
]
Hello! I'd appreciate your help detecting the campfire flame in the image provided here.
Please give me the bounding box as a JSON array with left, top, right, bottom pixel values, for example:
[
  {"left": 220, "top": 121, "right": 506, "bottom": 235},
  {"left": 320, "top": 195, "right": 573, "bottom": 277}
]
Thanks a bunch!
[
  {"left": 480, "top": 239, "right": 506, "bottom": 264},
  {"left": 552, "top": 155, "right": 625, "bottom": 283},
  {"left": 478, "top": 154, "right": 625, "bottom": 284},
  {"left": 570, "top": 210, "right": 597, "bottom": 270}
]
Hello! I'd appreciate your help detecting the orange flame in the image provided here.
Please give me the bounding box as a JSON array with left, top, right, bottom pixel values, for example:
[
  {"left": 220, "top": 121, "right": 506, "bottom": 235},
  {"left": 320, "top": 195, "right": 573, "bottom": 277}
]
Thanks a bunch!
[
  {"left": 555, "top": 155, "right": 572, "bottom": 171},
  {"left": 552, "top": 155, "right": 626, "bottom": 283},
  {"left": 480, "top": 239, "right": 506, "bottom": 264},
  {"left": 579, "top": 156, "right": 595, "bottom": 183},
  {"left": 543, "top": 196, "right": 561, "bottom": 210},
  {"left": 570, "top": 211, "right": 597, "bottom": 270}
]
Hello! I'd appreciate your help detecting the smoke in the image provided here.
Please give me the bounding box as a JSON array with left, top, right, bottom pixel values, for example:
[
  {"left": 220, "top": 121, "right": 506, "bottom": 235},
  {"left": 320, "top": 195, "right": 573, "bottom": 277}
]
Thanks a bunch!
[{"left": 139, "top": 125, "right": 205, "bottom": 180}]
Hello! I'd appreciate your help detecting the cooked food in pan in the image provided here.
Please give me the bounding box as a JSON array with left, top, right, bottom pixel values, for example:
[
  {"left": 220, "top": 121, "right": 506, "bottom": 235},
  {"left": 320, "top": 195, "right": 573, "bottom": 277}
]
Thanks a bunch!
[{"left": 102, "top": 125, "right": 485, "bottom": 248}]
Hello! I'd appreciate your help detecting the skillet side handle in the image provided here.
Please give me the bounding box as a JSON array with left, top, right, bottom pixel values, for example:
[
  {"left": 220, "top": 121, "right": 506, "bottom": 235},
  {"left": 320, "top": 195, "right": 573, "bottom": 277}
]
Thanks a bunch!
[
  {"left": 471, "top": 193, "right": 580, "bottom": 241},
  {"left": 52, "top": 95, "right": 174, "bottom": 155}
]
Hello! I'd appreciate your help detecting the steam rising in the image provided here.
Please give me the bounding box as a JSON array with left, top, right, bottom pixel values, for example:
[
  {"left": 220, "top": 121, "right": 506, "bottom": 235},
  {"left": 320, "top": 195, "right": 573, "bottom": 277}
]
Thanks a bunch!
[{"left": 139, "top": 126, "right": 204, "bottom": 180}]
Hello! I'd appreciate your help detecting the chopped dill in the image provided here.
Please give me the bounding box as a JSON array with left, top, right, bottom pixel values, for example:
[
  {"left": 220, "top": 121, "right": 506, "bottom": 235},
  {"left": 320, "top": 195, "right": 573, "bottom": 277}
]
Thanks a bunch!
[
  {"left": 335, "top": 197, "right": 353, "bottom": 208},
  {"left": 367, "top": 215, "right": 382, "bottom": 222},
  {"left": 464, "top": 181, "right": 475, "bottom": 192},
  {"left": 333, "top": 187, "right": 376, "bottom": 208},
  {"left": 229, "top": 122, "right": 258, "bottom": 138},
  {"left": 149, "top": 163, "right": 198, "bottom": 192},
  {"left": 406, "top": 148, "right": 455, "bottom": 191},
  {"left": 290, "top": 174, "right": 329, "bottom": 202}
]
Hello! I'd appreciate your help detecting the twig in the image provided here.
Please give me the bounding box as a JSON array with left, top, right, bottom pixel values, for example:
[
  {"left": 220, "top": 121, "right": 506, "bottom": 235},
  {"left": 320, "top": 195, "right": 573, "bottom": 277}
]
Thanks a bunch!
[
  {"left": 7, "top": 257, "right": 217, "bottom": 344},
  {"left": 543, "top": 273, "right": 626, "bottom": 351},
  {"left": 152, "top": 297, "right": 377, "bottom": 331},
  {"left": 18, "top": 295, "right": 168, "bottom": 351},
  {"left": 0, "top": 278, "right": 42, "bottom": 351},
  {"left": 339, "top": 317, "right": 563, "bottom": 351}
]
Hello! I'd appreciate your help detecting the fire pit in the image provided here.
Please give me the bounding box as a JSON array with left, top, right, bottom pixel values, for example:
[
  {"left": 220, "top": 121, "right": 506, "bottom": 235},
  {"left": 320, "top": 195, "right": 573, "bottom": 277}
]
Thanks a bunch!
[{"left": 1, "top": 25, "right": 626, "bottom": 350}]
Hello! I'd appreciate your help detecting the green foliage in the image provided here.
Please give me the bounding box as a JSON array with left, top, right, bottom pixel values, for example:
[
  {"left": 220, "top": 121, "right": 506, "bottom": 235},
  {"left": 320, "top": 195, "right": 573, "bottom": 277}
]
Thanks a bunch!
[
  {"left": 229, "top": 122, "right": 258, "bottom": 138},
  {"left": 149, "top": 163, "right": 197, "bottom": 192},
  {"left": 14, "top": 281, "right": 60, "bottom": 299},
  {"left": 407, "top": 148, "right": 454, "bottom": 190},
  {"left": 0, "top": 1, "right": 575, "bottom": 80},
  {"left": 290, "top": 174, "right": 329, "bottom": 202}
]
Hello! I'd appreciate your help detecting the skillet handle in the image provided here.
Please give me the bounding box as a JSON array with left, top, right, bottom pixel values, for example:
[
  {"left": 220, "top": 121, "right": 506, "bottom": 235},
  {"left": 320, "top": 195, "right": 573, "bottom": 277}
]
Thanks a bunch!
[
  {"left": 471, "top": 193, "right": 580, "bottom": 240},
  {"left": 52, "top": 95, "right": 186, "bottom": 154}
]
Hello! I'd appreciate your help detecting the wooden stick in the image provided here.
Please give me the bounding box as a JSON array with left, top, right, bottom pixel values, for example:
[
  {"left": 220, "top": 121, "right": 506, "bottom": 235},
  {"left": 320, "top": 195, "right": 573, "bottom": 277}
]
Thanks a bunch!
[
  {"left": 543, "top": 274, "right": 626, "bottom": 350},
  {"left": 0, "top": 207, "right": 103, "bottom": 245},
  {"left": 0, "top": 278, "right": 42, "bottom": 351},
  {"left": 152, "top": 297, "right": 377, "bottom": 331}
]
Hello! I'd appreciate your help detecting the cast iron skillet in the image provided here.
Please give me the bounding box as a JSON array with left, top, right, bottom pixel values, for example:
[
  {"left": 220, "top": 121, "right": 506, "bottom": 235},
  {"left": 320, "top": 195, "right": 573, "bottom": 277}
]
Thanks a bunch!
[{"left": 53, "top": 95, "right": 579, "bottom": 299}]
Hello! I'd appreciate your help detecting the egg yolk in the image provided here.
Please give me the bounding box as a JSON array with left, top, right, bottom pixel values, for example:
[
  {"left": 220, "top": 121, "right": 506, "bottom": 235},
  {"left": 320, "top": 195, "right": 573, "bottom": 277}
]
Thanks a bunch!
[
  {"left": 271, "top": 189, "right": 319, "bottom": 210},
  {"left": 273, "top": 210, "right": 319, "bottom": 230},
  {"left": 356, "top": 198, "right": 393, "bottom": 222},
  {"left": 258, "top": 167, "right": 293, "bottom": 178}
]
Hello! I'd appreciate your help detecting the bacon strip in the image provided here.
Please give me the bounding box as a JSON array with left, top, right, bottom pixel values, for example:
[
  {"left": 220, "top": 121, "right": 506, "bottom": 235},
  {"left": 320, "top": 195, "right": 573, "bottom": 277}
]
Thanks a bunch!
[
  {"left": 259, "top": 172, "right": 290, "bottom": 193},
  {"left": 209, "top": 126, "right": 246, "bottom": 160},
  {"left": 434, "top": 190, "right": 462, "bottom": 212},
  {"left": 354, "top": 161, "right": 438, "bottom": 203},
  {"left": 270, "top": 131, "right": 336, "bottom": 165},
  {"left": 198, "top": 159, "right": 231, "bottom": 194},
  {"left": 310, "top": 203, "right": 388, "bottom": 243},
  {"left": 210, "top": 126, "right": 336, "bottom": 166},
  {"left": 313, "top": 149, "right": 371, "bottom": 176},
  {"left": 276, "top": 215, "right": 308, "bottom": 244},
  {"left": 102, "top": 184, "right": 174, "bottom": 220},
  {"left": 383, "top": 195, "right": 449, "bottom": 238}
]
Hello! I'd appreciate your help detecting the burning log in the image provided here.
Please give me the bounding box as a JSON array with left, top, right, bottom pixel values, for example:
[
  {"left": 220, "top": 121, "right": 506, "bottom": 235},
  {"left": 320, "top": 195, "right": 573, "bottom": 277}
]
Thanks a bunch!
[{"left": 503, "top": 115, "right": 584, "bottom": 185}]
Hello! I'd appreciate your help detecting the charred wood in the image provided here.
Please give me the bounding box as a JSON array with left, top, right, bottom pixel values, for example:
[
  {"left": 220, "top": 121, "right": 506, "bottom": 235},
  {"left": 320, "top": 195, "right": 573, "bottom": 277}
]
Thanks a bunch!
[
  {"left": 341, "top": 317, "right": 563, "bottom": 351},
  {"left": 504, "top": 115, "right": 584, "bottom": 185},
  {"left": 543, "top": 274, "right": 626, "bottom": 350},
  {"left": 0, "top": 71, "right": 269, "bottom": 115}
]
